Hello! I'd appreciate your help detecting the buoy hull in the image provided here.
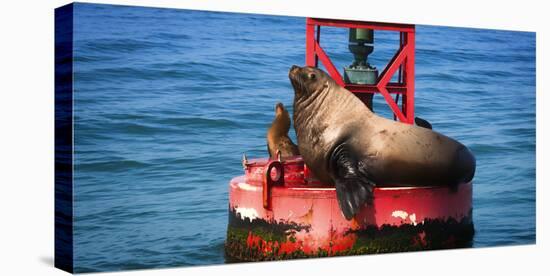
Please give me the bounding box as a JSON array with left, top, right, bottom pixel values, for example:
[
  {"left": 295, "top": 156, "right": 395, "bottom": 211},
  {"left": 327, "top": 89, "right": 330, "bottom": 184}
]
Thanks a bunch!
[{"left": 225, "top": 157, "right": 474, "bottom": 261}]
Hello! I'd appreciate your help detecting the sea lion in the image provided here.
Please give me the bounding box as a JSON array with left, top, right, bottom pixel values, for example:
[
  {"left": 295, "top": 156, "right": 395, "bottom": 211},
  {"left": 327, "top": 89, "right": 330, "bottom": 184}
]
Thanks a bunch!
[
  {"left": 288, "top": 65, "right": 476, "bottom": 220},
  {"left": 267, "top": 102, "right": 300, "bottom": 158}
]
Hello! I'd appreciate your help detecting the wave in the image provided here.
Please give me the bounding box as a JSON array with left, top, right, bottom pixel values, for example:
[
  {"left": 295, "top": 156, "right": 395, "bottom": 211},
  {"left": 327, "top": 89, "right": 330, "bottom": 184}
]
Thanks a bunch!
[{"left": 76, "top": 159, "right": 150, "bottom": 172}]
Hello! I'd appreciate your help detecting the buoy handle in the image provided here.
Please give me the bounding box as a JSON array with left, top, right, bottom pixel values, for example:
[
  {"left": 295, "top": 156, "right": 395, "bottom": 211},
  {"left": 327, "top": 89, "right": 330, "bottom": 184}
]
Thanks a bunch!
[{"left": 263, "top": 160, "right": 284, "bottom": 210}]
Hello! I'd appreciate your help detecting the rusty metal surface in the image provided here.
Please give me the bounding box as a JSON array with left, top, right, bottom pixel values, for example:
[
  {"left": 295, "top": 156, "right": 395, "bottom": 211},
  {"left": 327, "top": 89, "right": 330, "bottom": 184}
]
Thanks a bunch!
[{"left": 226, "top": 157, "right": 474, "bottom": 260}]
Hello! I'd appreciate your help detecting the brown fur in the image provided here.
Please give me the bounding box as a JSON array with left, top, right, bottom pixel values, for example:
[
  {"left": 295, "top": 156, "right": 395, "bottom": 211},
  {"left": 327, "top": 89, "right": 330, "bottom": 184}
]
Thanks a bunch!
[
  {"left": 267, "top": 103, "right": 300, "bottom": 158},
  {"left": 289, "top": 65, "right": 476, "bottom": 219},
  {"left": 288, "top": 65, "right": 475, "bottom": 187}
]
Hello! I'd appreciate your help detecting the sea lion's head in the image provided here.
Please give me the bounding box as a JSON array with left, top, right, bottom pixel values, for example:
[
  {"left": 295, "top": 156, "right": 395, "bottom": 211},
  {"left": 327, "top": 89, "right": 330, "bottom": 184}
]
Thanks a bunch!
[
  {"left": 288, "top": 65, "right": 331, "bottom": 101},
  {"left": 275, "top": 102, "right": 287, "bottom": 117},
  {"left": 272, "top": 102, "right": 291, "bottom": 134}
]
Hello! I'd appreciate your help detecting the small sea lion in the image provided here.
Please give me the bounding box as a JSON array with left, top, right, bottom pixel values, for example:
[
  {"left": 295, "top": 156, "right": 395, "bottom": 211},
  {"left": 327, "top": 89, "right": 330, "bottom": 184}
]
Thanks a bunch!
[
  {"left": 266, "top": 102, "right": 299, "bottom": 158},
  {"left": 288, "top": 65, "right": 475, "bottom": 220}
]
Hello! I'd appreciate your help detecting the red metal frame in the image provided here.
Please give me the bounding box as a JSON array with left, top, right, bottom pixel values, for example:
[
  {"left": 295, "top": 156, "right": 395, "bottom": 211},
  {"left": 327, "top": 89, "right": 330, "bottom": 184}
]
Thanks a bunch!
[{"left": 306, "top": 18, "right": 416, "bottom": 124}]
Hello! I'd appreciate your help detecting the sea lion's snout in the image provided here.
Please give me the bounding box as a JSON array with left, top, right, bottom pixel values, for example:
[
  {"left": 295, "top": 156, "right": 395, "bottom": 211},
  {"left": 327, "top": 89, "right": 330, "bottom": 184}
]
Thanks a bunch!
[
  {"left": 289, "top": 65, "right": 301, "bottom": 78},
  {"left": 275, "top": 102, "right": 284, "bottom": 113}
]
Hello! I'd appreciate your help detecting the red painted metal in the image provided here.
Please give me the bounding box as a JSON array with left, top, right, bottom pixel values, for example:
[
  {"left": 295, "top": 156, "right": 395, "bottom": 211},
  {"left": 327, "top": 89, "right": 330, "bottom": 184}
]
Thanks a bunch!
[
  {"left": 305, "top": 18, "right": 416, "bottom": 124},
  {"left": 262, "top": 159, "right": 284, "bottom": 209},
  {"left": 227, "top": 157, "right": 473, "bottom": 257}
]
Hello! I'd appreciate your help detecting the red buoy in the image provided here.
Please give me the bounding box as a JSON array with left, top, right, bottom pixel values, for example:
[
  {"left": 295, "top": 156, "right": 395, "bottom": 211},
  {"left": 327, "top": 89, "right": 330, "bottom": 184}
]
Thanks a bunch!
[
  {"left": 225, "top": 156, "right": 473, "bottom": 261},
  {"left": 225, "top": 18, "right": 474, "bottom": 261}
]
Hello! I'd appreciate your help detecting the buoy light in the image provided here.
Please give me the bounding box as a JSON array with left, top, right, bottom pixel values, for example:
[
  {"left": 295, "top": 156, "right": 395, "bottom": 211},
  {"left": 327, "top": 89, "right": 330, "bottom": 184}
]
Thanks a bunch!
[{"left": 344, "top": 28, "right": 379, "bottom": 85}]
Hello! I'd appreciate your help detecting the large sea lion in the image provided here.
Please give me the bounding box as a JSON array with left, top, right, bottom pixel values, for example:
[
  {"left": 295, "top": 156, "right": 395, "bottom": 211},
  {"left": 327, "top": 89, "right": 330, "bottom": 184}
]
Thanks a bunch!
[
  {"left": 288, "top": 65, "right": 476, "bottom": 220},
  {"left": 267, "top": 102, "right": 300, "bottom": 158}
]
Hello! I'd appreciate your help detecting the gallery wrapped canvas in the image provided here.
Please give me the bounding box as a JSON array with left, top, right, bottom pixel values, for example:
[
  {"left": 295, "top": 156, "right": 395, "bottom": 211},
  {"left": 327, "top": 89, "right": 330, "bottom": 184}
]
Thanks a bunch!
[{"left": 55, "top": 2, "right": 535, "bottom": 273}]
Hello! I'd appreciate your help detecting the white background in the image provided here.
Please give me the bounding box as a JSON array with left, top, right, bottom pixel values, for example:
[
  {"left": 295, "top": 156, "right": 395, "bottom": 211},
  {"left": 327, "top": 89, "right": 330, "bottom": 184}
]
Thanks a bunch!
[{"left": 0, "top": 0, "right": 547, "bottom": 275}]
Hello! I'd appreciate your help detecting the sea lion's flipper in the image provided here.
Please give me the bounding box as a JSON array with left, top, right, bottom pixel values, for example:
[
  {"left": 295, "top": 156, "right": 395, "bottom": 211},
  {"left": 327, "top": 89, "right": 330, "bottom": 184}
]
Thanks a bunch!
[
  {"left": 330, "top": 143, "right": 375, "bottom": 220},
  {"left": 414, "top": 116, "right": 432, "bottom": 130}
]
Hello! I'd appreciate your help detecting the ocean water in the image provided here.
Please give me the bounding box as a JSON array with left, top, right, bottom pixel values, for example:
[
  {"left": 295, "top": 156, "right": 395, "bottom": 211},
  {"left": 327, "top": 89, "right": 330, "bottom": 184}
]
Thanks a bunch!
[{"left": 71, "top": 3, "right": 536, "bottom": 272}]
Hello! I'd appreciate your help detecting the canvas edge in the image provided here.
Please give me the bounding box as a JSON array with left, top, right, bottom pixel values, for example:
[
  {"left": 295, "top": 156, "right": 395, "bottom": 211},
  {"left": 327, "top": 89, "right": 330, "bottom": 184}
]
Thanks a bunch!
[{"left": 55, "top": 2, "right": 75, "bottom": 274}]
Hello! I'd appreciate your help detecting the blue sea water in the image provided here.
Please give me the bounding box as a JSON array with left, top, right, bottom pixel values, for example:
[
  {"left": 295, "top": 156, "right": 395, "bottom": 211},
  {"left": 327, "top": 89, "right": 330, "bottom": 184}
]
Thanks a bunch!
[{"left": 71, "top": 3, "right": 536, "bottom": 272}]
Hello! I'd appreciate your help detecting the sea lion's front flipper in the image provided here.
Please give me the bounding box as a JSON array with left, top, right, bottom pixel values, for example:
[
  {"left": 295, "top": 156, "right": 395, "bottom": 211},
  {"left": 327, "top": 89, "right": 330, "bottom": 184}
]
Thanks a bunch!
[{"left": 330, "top": 143, "right": 375, "bottom": 220}]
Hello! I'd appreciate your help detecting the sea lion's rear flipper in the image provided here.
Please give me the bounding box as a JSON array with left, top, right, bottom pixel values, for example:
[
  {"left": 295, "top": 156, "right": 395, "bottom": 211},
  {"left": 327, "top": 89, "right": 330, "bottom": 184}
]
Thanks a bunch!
[
  {"left": 330, "top": 143, "right": 375, "bottom": 220},
  {"left": 414, "top": 116, "right": 433, "bottom": 129}
]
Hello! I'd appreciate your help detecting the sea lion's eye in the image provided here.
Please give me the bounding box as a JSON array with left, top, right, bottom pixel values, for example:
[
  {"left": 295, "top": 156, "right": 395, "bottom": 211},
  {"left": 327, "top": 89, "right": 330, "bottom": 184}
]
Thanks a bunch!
[{"left": 309, "top": 73, "right": 316, "bottom": 80}]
